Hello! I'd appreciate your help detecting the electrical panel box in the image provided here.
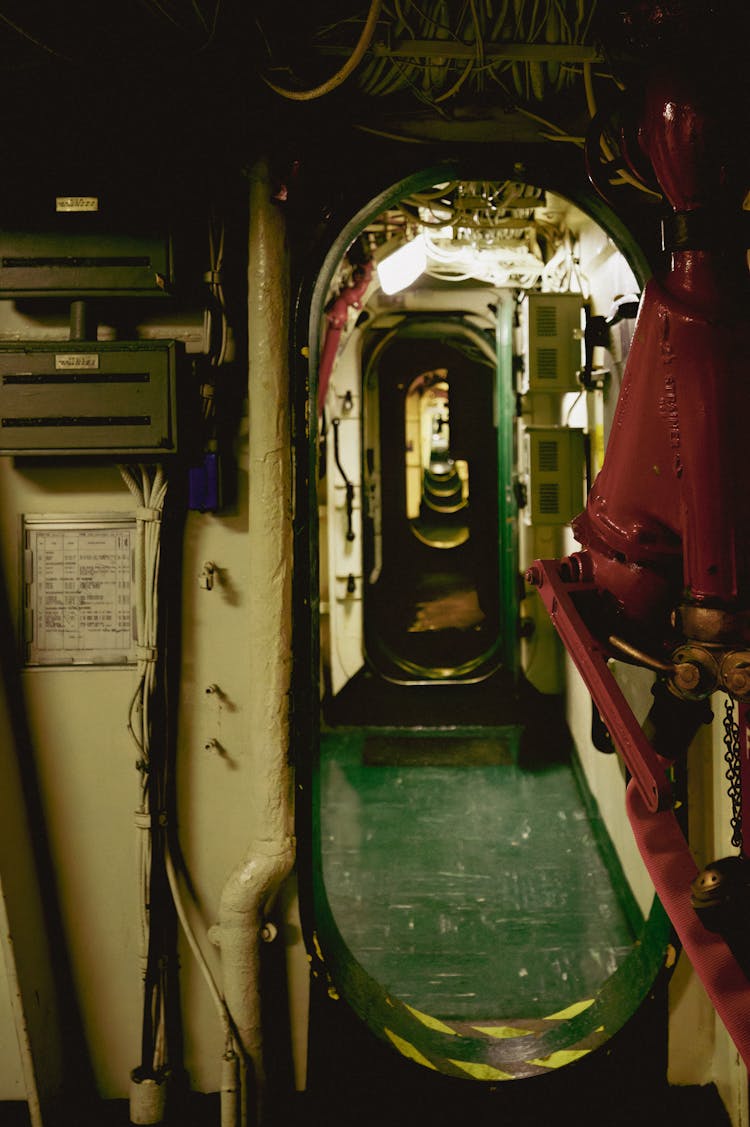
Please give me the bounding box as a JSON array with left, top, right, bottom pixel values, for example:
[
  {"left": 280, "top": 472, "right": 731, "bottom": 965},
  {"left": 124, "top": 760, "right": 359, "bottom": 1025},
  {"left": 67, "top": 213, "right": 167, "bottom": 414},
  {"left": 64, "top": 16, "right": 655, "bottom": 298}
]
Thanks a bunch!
[
  {"left": 522, "top": 293, "right": 584, "bottom": 393},
  {"left": 21, "top": 513, "right": 137, "bottom": 666},
  {"left": 0, "top": 340, "right": 179, "bottom": 456},
  {"left": 0, "top": 193, "right": 172, "bottom": 297},
  {"left": 523, "top": 425, "right": 585, "bottom": 526}
]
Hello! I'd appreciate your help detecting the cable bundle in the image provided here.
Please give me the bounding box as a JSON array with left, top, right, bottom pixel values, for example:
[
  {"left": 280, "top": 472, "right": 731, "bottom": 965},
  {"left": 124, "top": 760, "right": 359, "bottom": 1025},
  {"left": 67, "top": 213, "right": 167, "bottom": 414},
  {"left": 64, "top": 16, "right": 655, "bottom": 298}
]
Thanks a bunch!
[
  {"left": 120, "top": 464, "right": 172, "bottom": 1094},
  {"left": 359, "top": 0, "right": 598, "bottom": 104},
  {"left": 262, "top": 0, "right": 599, "bottom": 106},
  {"left": 120, "top": 463, "right": 242, "bottom": 1123}
]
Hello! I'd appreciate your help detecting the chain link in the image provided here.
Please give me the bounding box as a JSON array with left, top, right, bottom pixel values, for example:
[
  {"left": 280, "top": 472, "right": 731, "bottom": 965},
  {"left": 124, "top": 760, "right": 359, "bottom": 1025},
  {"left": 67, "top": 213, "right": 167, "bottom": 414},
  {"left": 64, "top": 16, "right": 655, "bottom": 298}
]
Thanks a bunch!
[{"left": 723, "top": 695, "right": 743, "bottom": 852}]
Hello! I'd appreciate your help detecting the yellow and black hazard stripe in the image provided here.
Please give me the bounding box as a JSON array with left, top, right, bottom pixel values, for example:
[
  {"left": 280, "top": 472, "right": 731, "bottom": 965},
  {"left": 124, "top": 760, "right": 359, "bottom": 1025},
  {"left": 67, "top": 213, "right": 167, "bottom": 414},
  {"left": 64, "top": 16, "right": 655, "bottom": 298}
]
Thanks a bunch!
[{"left": 308, "top": 888, "right": 673, "bottom": 1080}]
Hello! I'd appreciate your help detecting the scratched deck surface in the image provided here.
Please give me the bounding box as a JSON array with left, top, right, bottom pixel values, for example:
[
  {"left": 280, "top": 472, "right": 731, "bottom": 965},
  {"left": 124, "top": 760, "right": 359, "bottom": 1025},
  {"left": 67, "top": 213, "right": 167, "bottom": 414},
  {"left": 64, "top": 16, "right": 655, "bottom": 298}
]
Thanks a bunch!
[{"left": 319, "top": 730, "right": 638, "bottom": 1021}]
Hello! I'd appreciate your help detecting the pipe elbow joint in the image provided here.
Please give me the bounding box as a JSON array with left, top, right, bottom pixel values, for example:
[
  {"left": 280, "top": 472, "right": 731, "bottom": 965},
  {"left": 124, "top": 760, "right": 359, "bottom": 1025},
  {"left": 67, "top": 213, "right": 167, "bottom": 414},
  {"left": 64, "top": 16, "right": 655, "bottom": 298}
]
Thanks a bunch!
[{"left": 218, "top": 837, "right": 296, "bottom": 923}]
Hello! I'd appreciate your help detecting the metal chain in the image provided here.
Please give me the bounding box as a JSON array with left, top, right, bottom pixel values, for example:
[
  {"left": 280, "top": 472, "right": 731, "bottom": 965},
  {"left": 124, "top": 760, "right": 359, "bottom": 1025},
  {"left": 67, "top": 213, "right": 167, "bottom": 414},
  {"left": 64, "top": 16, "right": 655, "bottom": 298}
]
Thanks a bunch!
[{"left": 723, "top": 695, "right": 744, "bottom": 852}]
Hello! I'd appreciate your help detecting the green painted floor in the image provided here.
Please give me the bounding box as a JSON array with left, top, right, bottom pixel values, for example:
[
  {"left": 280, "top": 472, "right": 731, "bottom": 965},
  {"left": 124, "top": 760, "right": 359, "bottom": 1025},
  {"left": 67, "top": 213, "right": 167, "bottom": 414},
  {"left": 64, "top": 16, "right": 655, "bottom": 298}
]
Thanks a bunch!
[{"left": 319, "top": 728, "right": 640, "bottom": 1022}]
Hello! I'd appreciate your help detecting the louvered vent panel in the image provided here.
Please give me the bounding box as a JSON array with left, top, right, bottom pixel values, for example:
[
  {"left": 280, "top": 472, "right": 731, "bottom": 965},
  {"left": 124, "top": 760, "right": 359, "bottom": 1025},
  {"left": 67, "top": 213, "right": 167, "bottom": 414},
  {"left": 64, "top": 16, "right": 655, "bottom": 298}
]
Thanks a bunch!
[
  {"left": 538, "top": 482, "right": 560, "bottom": 515},
  {"left": 524, "top": 425, "right": 585, "bottom": 526},
  {"left": 524, "top": 293, "right": 583, "bottom": 392},
  {"left": 536, "top": 304, "right": 558, "bottom": 336},
  {"left": 536, "top": 348, "right": 558, "bottom": 380},
  {"left": 538, "top": 440, "right": 559, "bottom": 472}
]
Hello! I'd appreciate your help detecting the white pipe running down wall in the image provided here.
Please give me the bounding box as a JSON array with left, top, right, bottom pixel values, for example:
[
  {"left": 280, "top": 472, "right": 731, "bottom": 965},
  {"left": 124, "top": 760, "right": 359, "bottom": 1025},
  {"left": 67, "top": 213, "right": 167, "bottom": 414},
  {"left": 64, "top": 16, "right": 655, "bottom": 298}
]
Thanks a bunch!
[{"left": 217, "top": 157, "right": 295, "bottom": 1127}]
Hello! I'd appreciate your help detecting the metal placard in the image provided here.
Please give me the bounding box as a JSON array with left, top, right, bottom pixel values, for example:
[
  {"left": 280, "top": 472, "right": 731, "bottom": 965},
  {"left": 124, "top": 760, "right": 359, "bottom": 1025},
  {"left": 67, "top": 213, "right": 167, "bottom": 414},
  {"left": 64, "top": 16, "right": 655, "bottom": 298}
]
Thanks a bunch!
[{"left": 22, "top": 514, "right": 137, "bottom": 666}]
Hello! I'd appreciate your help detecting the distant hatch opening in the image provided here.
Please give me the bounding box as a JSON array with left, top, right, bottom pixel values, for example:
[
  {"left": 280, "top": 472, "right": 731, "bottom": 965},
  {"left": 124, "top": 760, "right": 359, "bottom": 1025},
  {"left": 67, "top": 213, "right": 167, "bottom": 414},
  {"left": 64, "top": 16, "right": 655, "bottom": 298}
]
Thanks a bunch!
[
  {"left": 405, "top": 367, "right": 471, "bottom": 550},
  {"left": 362, "top": 320, "right": 503, "bottom": 683}
]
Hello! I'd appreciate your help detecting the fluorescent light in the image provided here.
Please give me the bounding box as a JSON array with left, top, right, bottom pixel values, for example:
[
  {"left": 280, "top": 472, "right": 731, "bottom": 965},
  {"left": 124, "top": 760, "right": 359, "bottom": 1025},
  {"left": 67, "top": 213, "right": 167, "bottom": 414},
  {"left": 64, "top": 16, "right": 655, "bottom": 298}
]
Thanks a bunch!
[{"left": 376, "top": 234, "right": 427, "bottom": 295}]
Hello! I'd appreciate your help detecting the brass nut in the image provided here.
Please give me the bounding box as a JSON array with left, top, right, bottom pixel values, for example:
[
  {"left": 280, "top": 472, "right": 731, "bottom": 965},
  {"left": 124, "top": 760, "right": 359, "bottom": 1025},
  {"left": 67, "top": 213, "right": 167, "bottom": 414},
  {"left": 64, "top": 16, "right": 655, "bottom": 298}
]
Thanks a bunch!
[
  {"left": 673, "top": 662, "right": 701, "bottom": 692},
  {"left": 720, "top": 651, "right": 750, "bottom": 702},
  {"left": 669, "top": 644, "right": 720, "bottom": 700},
  {"left": 726, "top": 669, "right": 750, "bottom": 697}
]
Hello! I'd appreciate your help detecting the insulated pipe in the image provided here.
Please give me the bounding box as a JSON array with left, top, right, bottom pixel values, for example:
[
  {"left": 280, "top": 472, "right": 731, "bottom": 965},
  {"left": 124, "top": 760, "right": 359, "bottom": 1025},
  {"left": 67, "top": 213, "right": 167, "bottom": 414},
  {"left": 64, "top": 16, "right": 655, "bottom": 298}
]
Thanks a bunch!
[{"left": 217, "top": 157, "right": 295, "bottom": 1127}]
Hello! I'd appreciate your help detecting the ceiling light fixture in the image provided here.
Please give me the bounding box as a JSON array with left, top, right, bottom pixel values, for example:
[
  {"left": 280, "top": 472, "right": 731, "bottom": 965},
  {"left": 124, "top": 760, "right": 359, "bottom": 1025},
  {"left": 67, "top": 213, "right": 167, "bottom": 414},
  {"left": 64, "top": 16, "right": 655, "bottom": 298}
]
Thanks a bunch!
[{"left": 376, "top": 233, "right": 427, "bottom": 295}]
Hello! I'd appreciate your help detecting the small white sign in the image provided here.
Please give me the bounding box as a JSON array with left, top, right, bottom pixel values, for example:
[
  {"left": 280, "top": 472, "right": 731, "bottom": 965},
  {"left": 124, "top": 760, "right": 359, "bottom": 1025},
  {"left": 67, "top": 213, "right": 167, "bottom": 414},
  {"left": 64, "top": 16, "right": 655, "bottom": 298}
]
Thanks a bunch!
[
  {"left": 55, "top": 354, "right": 100, "bottom": 371},
  {"left": 55, "top": 196, "right": 99, "bottom": 212},
  {"left": 23, "top": 515, "right": 137, "bottom": 667}
]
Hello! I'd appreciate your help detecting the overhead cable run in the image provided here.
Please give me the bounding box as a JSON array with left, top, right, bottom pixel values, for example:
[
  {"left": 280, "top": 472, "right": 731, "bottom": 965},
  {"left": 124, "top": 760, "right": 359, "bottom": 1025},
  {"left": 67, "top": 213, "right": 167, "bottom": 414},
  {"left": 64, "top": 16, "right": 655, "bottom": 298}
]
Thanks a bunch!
[{"left": 259, "top": 0, "right": 601, "bottom": 104}]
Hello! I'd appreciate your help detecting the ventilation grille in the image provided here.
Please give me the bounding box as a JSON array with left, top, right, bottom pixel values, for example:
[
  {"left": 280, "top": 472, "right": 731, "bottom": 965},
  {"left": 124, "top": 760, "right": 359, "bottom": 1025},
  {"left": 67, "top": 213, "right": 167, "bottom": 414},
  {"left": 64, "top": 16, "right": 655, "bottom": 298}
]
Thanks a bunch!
[
  {"left": 535, "top": 304, "right": 558, "bottom": 336},
  {"left": 525, "top": 293, "right": 584, "bottom": 393},
  {"left": 538, "top": 482, "right": 561, "bottom": 515},
  {"left": 536, "top": 348, "right": 558, "bottom": 380},
  {"left": 524, "top": 425, "right": 585, "bottom": 527},
  {"left": 538, "top": 439, "right": 559, "bottom": 472}
]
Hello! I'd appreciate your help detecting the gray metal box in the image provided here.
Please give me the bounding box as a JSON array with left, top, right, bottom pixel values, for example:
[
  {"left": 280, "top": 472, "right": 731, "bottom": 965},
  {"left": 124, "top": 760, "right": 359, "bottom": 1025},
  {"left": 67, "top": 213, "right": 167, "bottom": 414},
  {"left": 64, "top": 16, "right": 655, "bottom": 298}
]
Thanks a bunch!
[
  {"left": 523, "top": 425, "right": 586, "bottom": 526},
  {"left": 523, "top": 293, "right": 584, "bottom": 393},
  {"left": 0, "top": 193, "right": 172, "bottom": 296},
  {"left": 0, "top": 340, "right": 179, "bottom": 455}
]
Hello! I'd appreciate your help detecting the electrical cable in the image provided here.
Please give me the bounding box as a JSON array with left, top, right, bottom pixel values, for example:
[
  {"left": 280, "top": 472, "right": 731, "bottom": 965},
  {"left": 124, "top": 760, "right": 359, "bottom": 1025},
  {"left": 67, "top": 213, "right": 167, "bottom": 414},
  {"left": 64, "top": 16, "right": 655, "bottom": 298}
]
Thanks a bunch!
[
  {"left": 202, "top": 208, "right": 229, "bottom": 427},
  {"left": 139, "top": 0, "right": 183, "bottom": 31},
  {"left": 164, "top": 846, "right": 237, "bottom": 1053},
  {"left": 582, "top": 61, "right": 662, "bottom": 198},
  {"left": 190, "top": 0, "right": 209, "bottom": 35},
  {"left": 353, "top": 122, "right": 432, "bottom": 143},
  {"left": 121, "top": 458, "right": 245, "bottom": 1103},
  {"left": 271, "top": 0, "right": 599, "bottom": 105},
  {"left": 515, "top": 104, "right": 585, "bottom": 148},
  {"left": 262, "top": 0, "right": 383, "bottom": 101},
  {"left": 434, "top": 57, "right": 473, "bottom": 102},
  {"left": 564, "top": 388, "right": 584, "bottom": 425},
  {"left": 0, "top": 8, "right": 75, "bottom": 62},
  {"left": 120, "top": 464, "right": 171, "bottom": 1079}
]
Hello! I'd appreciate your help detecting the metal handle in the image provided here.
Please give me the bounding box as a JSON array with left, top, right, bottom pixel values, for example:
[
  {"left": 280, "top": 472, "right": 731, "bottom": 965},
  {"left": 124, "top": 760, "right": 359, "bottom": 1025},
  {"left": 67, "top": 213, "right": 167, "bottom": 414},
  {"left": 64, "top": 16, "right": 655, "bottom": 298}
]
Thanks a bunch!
[{"left": 332, "top": 418, "right": 356, "bottom": 542}]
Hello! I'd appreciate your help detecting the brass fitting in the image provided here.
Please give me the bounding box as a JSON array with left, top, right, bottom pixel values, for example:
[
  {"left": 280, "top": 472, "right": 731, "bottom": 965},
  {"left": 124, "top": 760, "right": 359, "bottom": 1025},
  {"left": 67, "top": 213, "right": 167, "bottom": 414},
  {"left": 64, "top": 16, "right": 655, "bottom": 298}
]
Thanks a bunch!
[
  {"left": 669, "top": 644, "right": 720, "bottom": 700},
  {"left": 720, "top": 651, "right": 750, "bottom": 702},
  {"left": 678, "top": 604, "right": 750, "bottom": 646}
]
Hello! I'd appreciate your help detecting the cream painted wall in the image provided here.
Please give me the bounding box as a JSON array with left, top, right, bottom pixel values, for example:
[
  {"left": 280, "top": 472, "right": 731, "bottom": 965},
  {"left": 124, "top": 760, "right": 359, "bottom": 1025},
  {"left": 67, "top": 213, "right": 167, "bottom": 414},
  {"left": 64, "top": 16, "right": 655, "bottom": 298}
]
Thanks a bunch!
[
  {"left": 173, "top": 452, "right": 254, "bottom": 1093},
  {"left": 0, "top": 161, "right": 309, "bottom": 1117},
  {"left": 0, "top": 905, "right": 25, "bottom": 1099},
  {"left": 0, "top": 446, "right": 301, "bottom": 1101},
  {"left": 0, "top": 276, "right": 272, "bottom": 1101},
  {"left": 0, "top": 463, "right": 142, "bottom": 1099}
]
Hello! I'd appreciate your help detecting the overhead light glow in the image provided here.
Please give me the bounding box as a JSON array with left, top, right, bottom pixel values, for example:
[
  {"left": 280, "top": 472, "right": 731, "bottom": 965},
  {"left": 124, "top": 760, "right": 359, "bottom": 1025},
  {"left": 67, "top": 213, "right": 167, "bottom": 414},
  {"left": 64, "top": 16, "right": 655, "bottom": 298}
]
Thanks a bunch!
[{"left": 376, "top": 234, "right": 427, "bottom": 295}]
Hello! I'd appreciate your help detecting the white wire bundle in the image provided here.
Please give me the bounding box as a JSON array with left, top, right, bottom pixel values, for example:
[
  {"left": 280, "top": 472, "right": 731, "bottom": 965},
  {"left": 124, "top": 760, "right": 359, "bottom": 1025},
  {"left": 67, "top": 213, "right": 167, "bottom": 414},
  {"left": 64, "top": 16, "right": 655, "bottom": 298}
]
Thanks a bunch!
[
  {"left": 120, "top": 463, "right": 169, "bottom": 1073},
  {"left": 208, "top": 213, "right": 228, "bottom": 364},
  {"left": 406, "top": 179, "right": 564, "bottom": 288},
  {"left": 539, "top": 229, "right": 589, "bottom": 295},
  {"left": 120, "top": 463, "right": 239, "bottom": 1081},
  {"left": 120, "top": 464, "right": 167, "bottom": 796}
]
